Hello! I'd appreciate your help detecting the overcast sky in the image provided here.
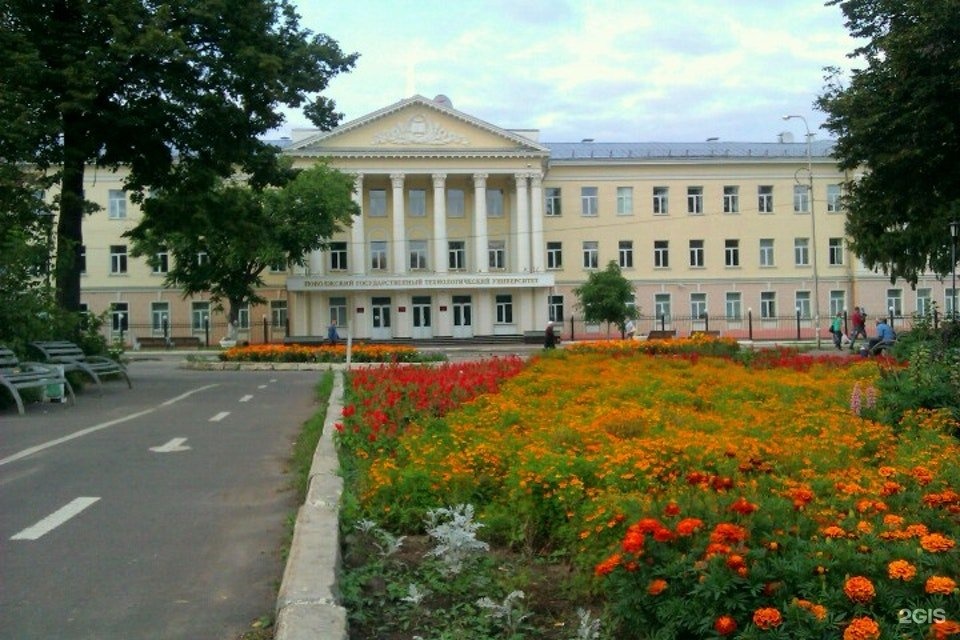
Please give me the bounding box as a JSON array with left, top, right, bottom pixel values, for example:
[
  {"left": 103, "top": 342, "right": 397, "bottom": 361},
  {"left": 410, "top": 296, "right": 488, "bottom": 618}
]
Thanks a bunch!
[{"left": 286, "top": 0, "right": 862, "bottom": 143}]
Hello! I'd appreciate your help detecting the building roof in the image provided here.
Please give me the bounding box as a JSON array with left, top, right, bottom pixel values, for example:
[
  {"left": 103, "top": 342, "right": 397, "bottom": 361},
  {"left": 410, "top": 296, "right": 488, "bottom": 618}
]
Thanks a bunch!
[{"left": 544, "top": 140, "right": 835, "bottom": 162}]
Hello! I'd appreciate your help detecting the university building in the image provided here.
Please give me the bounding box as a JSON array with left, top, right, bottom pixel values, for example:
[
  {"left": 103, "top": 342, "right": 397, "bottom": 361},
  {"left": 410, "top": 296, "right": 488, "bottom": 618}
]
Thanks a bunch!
[{"left": 74, "top": 95, "right": 952, "bottom": 345}]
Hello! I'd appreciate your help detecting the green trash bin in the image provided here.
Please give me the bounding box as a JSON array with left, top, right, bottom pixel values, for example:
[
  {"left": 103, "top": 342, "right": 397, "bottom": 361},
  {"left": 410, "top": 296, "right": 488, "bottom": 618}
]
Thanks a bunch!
[{"left": 44, "top": 365, "right": 65, "bottom": 403}]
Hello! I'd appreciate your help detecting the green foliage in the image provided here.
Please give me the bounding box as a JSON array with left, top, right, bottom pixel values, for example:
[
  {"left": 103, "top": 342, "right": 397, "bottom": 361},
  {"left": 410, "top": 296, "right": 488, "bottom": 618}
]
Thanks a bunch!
[{"left": 574, "top": 261, "right": 638, "bottom": 334}]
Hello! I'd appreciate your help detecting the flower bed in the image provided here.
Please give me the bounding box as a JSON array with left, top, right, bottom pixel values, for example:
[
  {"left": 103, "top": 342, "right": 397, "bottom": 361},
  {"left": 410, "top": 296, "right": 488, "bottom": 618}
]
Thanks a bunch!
[
  {"left": 338, "top": 341, "right": 960, "bottom": 638},
  {"left": 219, "top": 342, "right": 433, "bottom": 363}
]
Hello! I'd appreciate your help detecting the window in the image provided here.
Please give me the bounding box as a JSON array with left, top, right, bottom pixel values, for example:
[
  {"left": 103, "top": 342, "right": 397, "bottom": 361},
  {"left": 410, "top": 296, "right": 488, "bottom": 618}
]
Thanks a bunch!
[
  {"left": 79, "top": 245, "right": 86, "bottom": 274},
  {"left": 446, "top": 189, "right": 465, "bottom": 217},
  {"left": 111, "top": 302, "right": 129, "bottom": 332},
  {"left": 793, "top": 184, "right": 811, "bottom": 213},
  {"left": 269, "top": 259, "right": 287, "bottom": 273},
  {"left": 758, "top": 186, "right": 773, "bottom": 213},
  {"left": 795, "top": 291, "right": 812, "bottom": 319},
  {"left": 192, "top": 301, "right": 210, "bottom": 331},
  {"left": 690, "top": 293, "right": 707, "bottom": 319},
  {"left": 110, "top": 245, "right": 128, "bottom": 274},
  {"left": 371, "top": 240, "right": 388, "bottom": 271},
  {"left": 582, "top": 241, "right": 599, "bottom": 269},
  {"left": 488, "top": 240, "right": 506, "bottom": 269},
  {"left": 759, "top": 239, "right": 775, "bottom": 267},
  {"left": 828, "top": 238, "right": 844, "bottom": 265},
  {"left": 689, "top": 239, "right": 705, "bottom": 267},
  {"left": 409, "top": 240, "right": 428, "bottom": 270},
  {"left": 545, "top": 187, "right": 562, "bottom": 216},
  {"left": 581, "top": 186, "right": 598, "bottom": 216},
  {"left": 653, "top": 187, "right": 669, "bottom": 215},
  {"left": 655, "top": 293, "right": 671, "bottom": 321},
  {"left": 330, "top": 297, "right": 347, "bottom": 327},
  {"left": 448, "top": 240, "right": 466, "bottom": 271},
  {"left": 270, "top": 300, "right": 288, "bottom": 328},
  {"left": 947, "top": 288, "right": 957, "bottom": 316},
  {"left": 548, "top": 295, "right": 564, "bottom": 323},
  {"left": 830, "top": 290, "right": 846, "bottom": 316},
  {"left": 654, "top": 240, "right": 669, "bottom": 268},
  {"left": 887, "top": 289, "right": 903, "bottom": 316},
  {"left": 329, "top": 242, "right": 348, "bottom": 271},
  {"left": 495, "top": 294, "right": 513, "bottom": 324},
  {"left": 151, "top": 302, "right": 169, "bottom": 335},
  {"left": 368, "top": 189, "right": 387, "bottom": 217},
  {"left": 687, "top": 186, "right": 704, "bottom": 214},
  {"left": 794, "top": 238, "right": 810, "bottom": 266},
  {"left": 546, "top": 241, "right": 563, "bottom": 269},
  {"left": 153, "top": 251, "right": 169, "bottom": 274},
  {"left": 619, "top": 240, "right": 634, "bottom": 268},
  {"left": 196, "top": 251, "right": 209, "bottom": 266},
  {"left": 408, "top": 189, "right": 426, "bottom": 217},
  {"left": 760, "top": 291, "right": 777, "bottom": 319},
  {"left": 616, "top": 187, "right": 633, "bottom": 215},
  {"left": 725, "top": 292, "right": 742, "bottom": 320},
  {"left": 108, "top": 190, "right": 127, "bottom": 219},
  {"left": 917, "top": 288, "right": 932, "bottom": 315},
  {"left": 486, "top": 189, "right": 504, "bottom": 217},
  {"left": 826, "top": 184, "right": 842, "bottom": 212},
  {"left": 724, "top": 239, "right": 740, "bottom": 267},
  {"left": 237, "top": 305, "right": 250, "bottom": 330},
  {"left": 723, "top": 186, "right": 739, "bottom": 213}
]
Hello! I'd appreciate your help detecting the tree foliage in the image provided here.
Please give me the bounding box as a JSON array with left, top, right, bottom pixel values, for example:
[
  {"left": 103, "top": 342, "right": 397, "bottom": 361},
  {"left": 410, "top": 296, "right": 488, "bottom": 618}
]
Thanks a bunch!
[
  {"left": 817, "top": 0, "right": 960, "bottom": 285},
  {"left": 574, "top": 261, "right": 637, "bottom": 333},
  {"left": 0, "top": 0, "right": 357, "bottom": 311},
  {"left": 126, "top": 162, "right": 358, "bottom": 332}
]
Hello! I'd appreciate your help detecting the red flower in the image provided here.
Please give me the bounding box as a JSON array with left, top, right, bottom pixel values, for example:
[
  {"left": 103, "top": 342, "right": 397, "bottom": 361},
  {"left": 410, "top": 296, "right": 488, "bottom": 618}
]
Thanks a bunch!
[
  {"left": 752, "top": 607, "right": 782, "bottom": 630},
  {"left": 714, "top": 615, "right": 737, "bottom": 636},
  {"left": 730, "top": 496, "right": 758, "bottom": 515}
]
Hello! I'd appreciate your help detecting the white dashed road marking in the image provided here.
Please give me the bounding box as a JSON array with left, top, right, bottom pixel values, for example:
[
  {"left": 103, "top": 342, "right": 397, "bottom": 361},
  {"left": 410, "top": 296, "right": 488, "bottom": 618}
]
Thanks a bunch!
[
  {"left": 209, "top": 412, "right": 230, "bottom": 422},
  {"left": 239, "top": 395, "right": 253, "bottom": 403},
  {"left": 12, "top": 497, "right": 101, "bottom": 541}
]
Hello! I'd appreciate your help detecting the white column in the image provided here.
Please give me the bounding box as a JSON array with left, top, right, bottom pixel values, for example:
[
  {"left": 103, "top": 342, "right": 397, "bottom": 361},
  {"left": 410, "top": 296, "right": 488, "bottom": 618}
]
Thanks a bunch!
[
  {"left": 473, "top": 173, "right": 488, "bottom": 273},
  {"left": 530, "top": 172, "right": 545, "bottom": 272},
  {"left": 350, "top": 173, "right": 365, "bottom": 276},
  {"left": 515, "top": 173, "right": 530, "bottom": 272},
  {"left": 432, "top": 173, "right": 447, "bottom": 274},
  {"left": 391, "top": 173, "right": 406, "bottom": 275}
]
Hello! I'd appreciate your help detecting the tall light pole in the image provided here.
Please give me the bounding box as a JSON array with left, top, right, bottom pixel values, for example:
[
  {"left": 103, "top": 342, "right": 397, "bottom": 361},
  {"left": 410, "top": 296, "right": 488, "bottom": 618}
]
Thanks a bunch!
[
  {"left": 783, "top": 115, "right": 821, "bottom": 348},
  {"left": 951, "top": 220, "right": 959, "bottom": 321}
]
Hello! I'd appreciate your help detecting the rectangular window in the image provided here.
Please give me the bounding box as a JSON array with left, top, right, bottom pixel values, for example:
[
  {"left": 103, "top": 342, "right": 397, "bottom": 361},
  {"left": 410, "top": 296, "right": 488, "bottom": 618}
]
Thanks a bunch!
[
  {"left": 794, "top": 238, "right": 810, "bottom": 266},
  {"left": 192, "top": 301, "right": 210, "bottom": 331},
  {"left": 408, "top": 189, "right": 426, "bottom": 217},
  {"left": 723, "top": 186, "right": 740, "bottom": 213},
  {"left": 110, "top": 245, "right": 128, "bottom": 274},
  {"left": 371, "top": 240, "right": 388, "bottom": 271},
  {"left": 495, "top": 294, "right": 513, "bottom": 324},
  {"left": 828, "top": 238, "right": 844, "bottom": 265},
  {"left": 368, "top": 189, "right": 387, "bottom": 217},
  {"left": 793, "top": 184, "right": 811, "bottom": 213},
  {"left": 237, "top": 305, "right": 250, "bottom": 330},
  {"left": 582, "top": 241, "right": 599, "bottom": 269},
  {"left": 581, "top": 186, "right": 599, "bottom": 216},
  {"left": 760, "top": 291, "right": 776, "bottom": 319},
  {"left": 329, "top": 241, "right": 348, "bottom": 271},
  {"left": 153, "top": 251, "right": 169, "bottom": 274},
  {"left": 545, "top": 187, "right": 562, "bottom": 217},
  {"left": 689, "top": 239, "right": 705, "bottom": 267},
  {"left": 270, "top": 300, "right": 288, "bottom": 328},
  {"left": 687, "top": 186, "right": 704, "bottom": 214},
  {"left": 446, "top": 189, "right": 465, "bottom": 217},
  {"left": 917, "top": 288, "right": 932, "bottom": 315},
  {"left": 486, "top": 189, "right": 504, "bottom": 217},
  {"left": 946, "top": 288, "right": 957, "bottom": 316},
  {"left": 111, "top": 302, "right": 129, "bottom": 332},
  {"left": 887, "top": 289, "right": 903, "bottom": 316},
  {"left": 269, "top": 259, "right": 287, "bottom": 273},
  {"left": 546, "top": 241, "right": 563, "bottom": 269},
  {"left": 758, "top": 185, "right": 774, "bottom": 213},
  {"left": 795, "top": 291, "right": 812, "bottom": 319},
  {"left": 329, "top": 296, "right": 347, "bottom": 327},
  {"left": 619, "top": 240, "right": 634, "bottom": 268},
  {"left": 760, "top": 238, "right": 775, "bottom": 267},
  {"left": 448, "top": 240, "right": 466, "bottom": 270},
  {"left": 725, "top": 292, "right": 742, "bottom": 320},
  {"left": 409, "top": 240, "right": 428, "bottom": 270},
  {"left": 616, "top": 187, "right": 633, "bottom": 215},
  {"left": 653, "top": 187, "right": 669, "bottom": 215},
  {"left": 196, "top": 251, "right": 209, "bottom": 266},
  {"left": 79, "top": 245, "right": 86, "bottom": 274},
  {"left": 151, "top": 301, "right": 169, "bottom": 335},
  {"left": 826, "top": 184, "right": 842, "bottom": 212},
  {"left": 655, "top": 293, "right": 671, "bottom": 321},
  {"left": 654, "top": 240, "right": 669, "bottom": 268},
  {"left": 724, "top": 239, "right": 740, "bottom": 267},
  {"left": 488, "top": 240, "right": 506, "bottom": 269},
  {"left": 108, "top": 189, "right": 127, "bottom": 219},
  {"left": 830, "top": 290, "right": 846, "bottom": 316},
  {"left": 690, "top": 293, "right": 707, "bottom": 319},
  {"left": 548, "top": 295, "right": 564, "bottom": 323}
]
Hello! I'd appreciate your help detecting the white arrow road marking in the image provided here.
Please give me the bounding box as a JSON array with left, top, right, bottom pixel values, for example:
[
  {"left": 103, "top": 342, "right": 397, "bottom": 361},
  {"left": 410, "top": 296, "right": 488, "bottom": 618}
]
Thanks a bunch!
[
  {"left": 209, "top": 411, "right": 230, "bottom": 422},
  {"left": 150, "top": 438, "right": 191, "bottom": 453},
  {"left": 12, "top": 497, "right": 100, "bottom": 541},
  {"left": 239, "top": 395, "right": 253, "bottom": 403},
  {"left": 257, "top": 384, "right": 267, "bottom": 389}
]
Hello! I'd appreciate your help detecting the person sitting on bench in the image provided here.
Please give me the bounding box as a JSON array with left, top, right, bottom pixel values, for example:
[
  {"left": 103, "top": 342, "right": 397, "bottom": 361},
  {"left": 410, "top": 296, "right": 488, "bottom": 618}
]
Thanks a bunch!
[{"left": 867, "top": 318, "right": 896, "bottom": 353}]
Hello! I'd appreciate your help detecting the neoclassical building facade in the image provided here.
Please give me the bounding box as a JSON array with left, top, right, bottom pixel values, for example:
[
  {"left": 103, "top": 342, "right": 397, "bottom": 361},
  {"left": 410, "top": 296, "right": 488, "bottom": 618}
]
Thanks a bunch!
[{"left": 73, "top": 95, "right": 953, "bottom": 344}]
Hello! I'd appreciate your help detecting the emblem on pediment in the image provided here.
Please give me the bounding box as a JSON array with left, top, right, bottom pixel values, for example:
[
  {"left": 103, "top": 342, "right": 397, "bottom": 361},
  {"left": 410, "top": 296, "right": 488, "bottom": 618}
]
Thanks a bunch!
[{"left": 372, "top": 113, "right": 468, "bottom": 146}]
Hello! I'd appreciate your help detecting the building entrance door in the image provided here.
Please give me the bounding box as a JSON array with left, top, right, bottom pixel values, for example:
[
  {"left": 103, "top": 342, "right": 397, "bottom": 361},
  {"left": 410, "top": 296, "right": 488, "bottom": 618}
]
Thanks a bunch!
[
  {"left": 452, "top": 295, "right": 473, "bottom": 338},
  {"left": 412, "top": 296, "right": 432, "bottom": 339},
  {"left": 371, "top": 296, "right": 392, "bottom": 340}
]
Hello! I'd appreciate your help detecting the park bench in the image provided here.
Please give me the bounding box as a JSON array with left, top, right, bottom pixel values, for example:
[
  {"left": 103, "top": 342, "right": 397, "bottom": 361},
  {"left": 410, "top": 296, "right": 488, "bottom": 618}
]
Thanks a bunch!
[
  {"left": 691, "top": 330, "right": 721, "bottom": 338},
  {"left": 29, "top": 340, "right": 132, "bottom": 393},
  {"left": 645, "top": 330, "right": 677, "bottom": 340},
  {"left": 0, "top": 347, "right": 76, "bottom": 415}
]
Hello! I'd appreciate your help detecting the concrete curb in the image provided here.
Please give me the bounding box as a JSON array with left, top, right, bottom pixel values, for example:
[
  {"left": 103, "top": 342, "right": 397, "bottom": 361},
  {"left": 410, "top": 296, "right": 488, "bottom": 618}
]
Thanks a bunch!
[{"left": 275, "top": 371, "right": 348, "bottom": 640}]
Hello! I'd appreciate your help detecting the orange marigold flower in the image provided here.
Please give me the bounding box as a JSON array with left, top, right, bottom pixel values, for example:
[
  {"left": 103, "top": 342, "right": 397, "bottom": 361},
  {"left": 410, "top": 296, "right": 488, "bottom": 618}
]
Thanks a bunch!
[
  {"left": 675, "top": 517, "right": 704, "bottom": 537},
  {"left": 714, "top": 615, "right": 737, "bottom": 636},
  {"left": 752, "top": 607, "right": 782, "bottom": 630},
  {"left": 652, "top": 527, "right": 674, "bottom": 543},
  {"left": 883, "top": 514, "right": 905, "bottom": 528},
  {"left": 793, "top": 598, "right": 827, "bottom": 621},
  {"left": 843, "top": 576, "right": 876, "bottom": 603},
  {"left": 880, "top": 481, "right": 903, "bottom": 496},
  {"left": 634, "top": 517, "right": 664, "bottom": 534},
  {"left": 594, "top": 553, "right": 621, "bottom": 577},
  {"left": 904, "top": 523, "right": 929, "bottom": 538},
  {"left": 647, "top": 579, "right": 668, "bottom": 595},
  {"left": 704, "top": 542, "right": 731, "bottom": 558},
  {"left": 621, "top": 528, "right": 644, "bottom": 554},
  {"left": 932, "top": 620, "right": 960, "bottom": 639},
  {"left": 887, "top": 559, "right": 916, "bottom": 581},
  {"left": 856, "top": 520, "right": 873, "bottom": 534},
  {"left": 920, "top": 533, "right": 956, "bottom": 553},
  {"left": 843, "top": 616, "right": 881, "bottom": 640},
  {"left": 725, "top": 554, "right": 746, "bottom": 570},
  {"left": 822, "top": 525, "right": 847, "bottom": 538},
  {"left": 710, "top": 522, "right": 749, "bottom": 544},
  {"left": 730, "top": 496, "right": 758, "bottom": 515},
  {"left": 912, "top": 465, "right": 934, "bottom": 485},
  {"left": 664, "top": 502, "right": 681, "bottom": 517},
  {"left": 925, "top": 576, "right": 958, "bottom": 595}
]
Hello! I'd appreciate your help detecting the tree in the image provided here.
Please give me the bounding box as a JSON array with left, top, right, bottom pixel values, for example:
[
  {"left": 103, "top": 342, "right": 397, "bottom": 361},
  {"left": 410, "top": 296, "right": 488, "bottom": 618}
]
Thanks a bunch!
[
  {"left": 817, "top": 0, "right": 960, "bottom": 285},
  {"left": 126, "top": 162, "right": 358, "bottom": 339},
  {"left": 574, "top": 261, "right": 637, "bottom": 335},
  {"left": 0, "top": 0, "right": 357, "bottom": 312}
]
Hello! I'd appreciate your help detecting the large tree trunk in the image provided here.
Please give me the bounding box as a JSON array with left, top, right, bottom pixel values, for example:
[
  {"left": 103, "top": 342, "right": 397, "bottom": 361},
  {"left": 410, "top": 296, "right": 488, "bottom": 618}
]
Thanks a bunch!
[{"left": 56, "top": 125, "right": 86, "bottom": 313}]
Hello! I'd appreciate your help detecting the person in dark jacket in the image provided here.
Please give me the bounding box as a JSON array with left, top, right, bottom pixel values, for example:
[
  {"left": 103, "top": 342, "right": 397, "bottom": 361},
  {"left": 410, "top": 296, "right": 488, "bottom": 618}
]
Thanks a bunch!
[{"left": 544, "top": 322, "right": 557, "bottom": 349}]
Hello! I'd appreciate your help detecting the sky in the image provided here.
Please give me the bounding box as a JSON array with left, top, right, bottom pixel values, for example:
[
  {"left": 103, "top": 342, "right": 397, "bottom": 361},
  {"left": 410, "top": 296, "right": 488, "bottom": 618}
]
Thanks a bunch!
[{"left": 285, "top": 0, "right": 863, "bottom": 144}]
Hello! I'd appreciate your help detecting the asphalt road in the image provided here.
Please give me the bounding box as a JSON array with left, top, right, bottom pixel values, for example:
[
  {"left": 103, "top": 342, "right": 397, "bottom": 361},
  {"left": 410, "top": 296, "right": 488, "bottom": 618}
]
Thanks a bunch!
[{"left": 0, "top": 359, "right": 324, "bottom": 640}]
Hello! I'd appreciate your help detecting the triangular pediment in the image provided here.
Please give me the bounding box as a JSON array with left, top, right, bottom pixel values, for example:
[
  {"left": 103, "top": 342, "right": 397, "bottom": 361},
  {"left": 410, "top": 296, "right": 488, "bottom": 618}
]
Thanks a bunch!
[{"left": 286, "top": 95, "right": 549, "bottom": 159}]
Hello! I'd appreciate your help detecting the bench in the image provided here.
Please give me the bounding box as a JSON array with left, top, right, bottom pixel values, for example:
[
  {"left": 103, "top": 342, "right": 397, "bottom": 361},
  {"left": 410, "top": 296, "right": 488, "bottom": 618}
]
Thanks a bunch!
[
  {"left": 691, "top": 330, "right": 721, "bottom": 338},
  {"left": 0, "top": 347, "right": 76, "bottom": 415},
  {"left": 135, "top": 336, "right": 203, "bottom": 349},
  {"left": 645, "top": 330, "right": 677, "bottom": 340},
  {"left": 29, "top": 341, "right": 132, "bottom": 392}
]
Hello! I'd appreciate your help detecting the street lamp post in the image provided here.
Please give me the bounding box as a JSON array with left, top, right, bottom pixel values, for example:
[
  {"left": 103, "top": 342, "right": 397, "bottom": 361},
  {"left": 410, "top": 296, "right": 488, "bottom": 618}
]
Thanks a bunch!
[
  {"left": 783, "top": 115, "right": 821, "bottom": 348},
  {"left": 951, "top": 220, "right": 959, "bottom": 320}
]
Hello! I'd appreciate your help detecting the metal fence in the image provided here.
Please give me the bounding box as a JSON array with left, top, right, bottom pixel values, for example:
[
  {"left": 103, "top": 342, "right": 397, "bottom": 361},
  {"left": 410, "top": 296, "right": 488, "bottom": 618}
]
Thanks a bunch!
[{"left": 104, "top": 319, "right": 289, "bottom": 348}]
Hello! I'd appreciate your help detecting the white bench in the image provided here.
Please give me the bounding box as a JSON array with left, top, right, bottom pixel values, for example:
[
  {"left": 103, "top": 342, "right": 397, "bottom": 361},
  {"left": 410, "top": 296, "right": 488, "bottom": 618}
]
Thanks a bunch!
[
  {"left": 0, "top": 347, "right": 76, "bottom": 415},
  {"left": 29, "top": 341, "right": 131, "bottom": 393}
]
